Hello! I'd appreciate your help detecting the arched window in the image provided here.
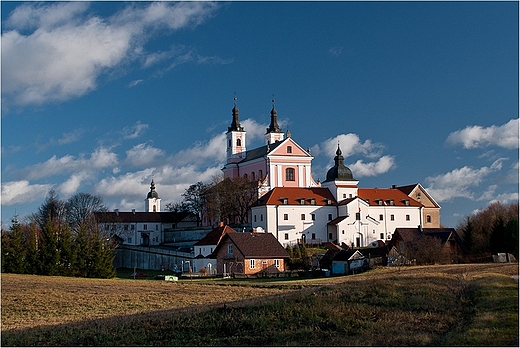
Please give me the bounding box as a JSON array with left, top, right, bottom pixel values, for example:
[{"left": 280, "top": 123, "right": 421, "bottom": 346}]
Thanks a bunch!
[
  {"left": 236, "top": 138, "right": 241, "bottom": 146},
  {"left": 243, "top": 173, "right": 248, "bottom": 179},
  {"left": 286, "top": 168, "right": 295, "bottom": 181},
  {"left": 287, "top": 146, "right": 292, "bottom": 153},
  {"left": 426, "top": 215, "right": 432, "bottom": 223},
  {"left": 228, "top": 139, "right": 231, "bottom": 147},
  {"left": 251, "top": 172, "right": 255, "bottom": 180}
]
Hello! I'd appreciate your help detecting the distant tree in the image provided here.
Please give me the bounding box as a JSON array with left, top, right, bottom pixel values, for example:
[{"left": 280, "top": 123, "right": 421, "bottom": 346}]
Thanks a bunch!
[
  {"left": 165, "top": 201, "right": 190, "bottom": 213},
  {"left": 461, "top": 216, "right": 475, "bottom": 254},
  {"left": 39, "top": 219, "right": 60, "bottom": 276},
  {"left": 65, "top": 192, "right": 107, "bottom": 234},
  {"left": 33, "top": 189, "right": 65, "bottom": 230},
  {"left": 182, "top": 182, "right": 208, "bottom": 226},
  {"left": 57, "top": 224, "right": 76, "bottom": 276},
  {"left": 1, "top": 217, "right": 26, "bottom": 274}
]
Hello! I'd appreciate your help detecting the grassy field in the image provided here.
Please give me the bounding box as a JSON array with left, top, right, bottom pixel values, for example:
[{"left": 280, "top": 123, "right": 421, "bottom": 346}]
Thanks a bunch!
[{"left": 1, "top": 263, "right": 518, "bottom": 346}]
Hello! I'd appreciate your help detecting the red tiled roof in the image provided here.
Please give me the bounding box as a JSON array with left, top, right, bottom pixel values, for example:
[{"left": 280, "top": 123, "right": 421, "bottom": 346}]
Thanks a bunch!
[
  {"left": 222, "top": 232, "right": 289, "bottom": 258},
  {"left": 357, "top": 188, "right": 422, "bottom": 207},
  {"left": 257, "top": 187, "right": 337, "bottom": 206},
  {"left": 194, "top": 225, "right": 236, "bottom": 246}
]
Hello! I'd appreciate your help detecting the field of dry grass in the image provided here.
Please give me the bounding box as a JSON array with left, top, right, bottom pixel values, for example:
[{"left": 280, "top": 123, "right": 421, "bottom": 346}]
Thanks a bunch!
[{"left": 2, "top": 263, "right": 518, "bottom": 346}]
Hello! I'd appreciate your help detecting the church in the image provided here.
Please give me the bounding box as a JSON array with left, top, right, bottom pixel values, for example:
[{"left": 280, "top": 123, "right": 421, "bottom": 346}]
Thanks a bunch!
[{"left": 222, "top": 98, "right": 441, "bottom": 248}]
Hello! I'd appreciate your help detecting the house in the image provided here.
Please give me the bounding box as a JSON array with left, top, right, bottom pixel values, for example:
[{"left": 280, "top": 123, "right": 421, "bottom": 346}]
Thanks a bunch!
[
  {"left": 212, "top": 231, "right": 289, "bottom": 277},
  {"left": 192, "top": 223, "right": 237, "bottom": 274},
  {"left": 95, "top": 180, "right": 198, "bottom": 246},
  {"left": 330, "top": 249, "right": 368, "bottom": 275},
  {"left": 389, "top": 227, "right": 467, "bottom": 264},
  {"left": 221, "top": 97, "right": 442, "bottom": 248}
]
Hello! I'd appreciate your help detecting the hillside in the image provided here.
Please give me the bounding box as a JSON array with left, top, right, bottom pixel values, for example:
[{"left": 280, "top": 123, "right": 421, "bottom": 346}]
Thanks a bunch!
[{"left": 2, "top": 263, "right": 518, "bottom": 346}]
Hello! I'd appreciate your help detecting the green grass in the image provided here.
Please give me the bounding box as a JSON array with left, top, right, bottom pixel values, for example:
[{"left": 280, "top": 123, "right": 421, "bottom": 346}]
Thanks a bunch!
[{"left": 2, "top": 264, "right": 518, "bottom": 346}]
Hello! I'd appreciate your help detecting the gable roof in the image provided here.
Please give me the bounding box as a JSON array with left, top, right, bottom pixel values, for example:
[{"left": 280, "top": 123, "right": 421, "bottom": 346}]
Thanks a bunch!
[
  {"left": 357, "top": 188, "right": 423, "bottom": 207},
  {"left": 396, "top": 183, "right": 441, "bottom": 208},
  {"left": 217, "top": 232, "right": 289, "bottom": 258},
  {"left": 393, "top": 227, "right": 466, "bottom": 252},
  {"left": 94, "top": 211, "right": 193, "bottom": 223},
  {"left": 331, "top": 249, "right": 365, "bottom": 261},
  {"left": 256, "top": 187, "right": 337, "bottom": 206},
  {"left": 194, "top": 224, "right": 236, "bottom": 246}
]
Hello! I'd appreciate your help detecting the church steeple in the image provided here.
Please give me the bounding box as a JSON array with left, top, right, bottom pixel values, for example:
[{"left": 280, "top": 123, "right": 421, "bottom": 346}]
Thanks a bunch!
[
  {"left": 265, "top": 97, "right": 284, "bottom": 144},
  {"left": 145, "top": 179, "right": 161, "bottom": 212},
  {"left": 226, "top": 95, "right": 246, "bottom": 164},
  {"left": 325, "top": 143, "right": 355, "bottom": 182}
]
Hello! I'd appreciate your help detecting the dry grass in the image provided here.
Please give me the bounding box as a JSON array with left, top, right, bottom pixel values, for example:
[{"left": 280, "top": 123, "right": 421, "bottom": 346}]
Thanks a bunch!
[{"left": 1, "top": 263, "right": 518, "bottom": 346}]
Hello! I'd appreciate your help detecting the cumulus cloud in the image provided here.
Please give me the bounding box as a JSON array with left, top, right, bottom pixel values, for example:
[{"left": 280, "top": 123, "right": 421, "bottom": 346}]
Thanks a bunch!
[
  {"left": 349, "top": 156, "right": 396, "bottom": 177},
  {"left": 173, "top": 132, "right": 227, "bottom": 166},
  {"left": 125, "top": 143, "right": 165, "bottom": 167},
  {"left": 2, "top": 2, "right": 219, "bottom": 107},
  {"left": 1, "top": 180, "right": 53, "bottom": 205},
  {"left": 446, "top": 118, "right": 519, "bottom": 149},
  {"left": 425, "top": 158, "right": 507, "bottom": 202},
  {"left": 24, "top": 146, "right": 118, "bottom": 180},
  {"left": 315, "top": 133, "right": 386, "bottom": 159},
  {"left": 58, "top": 171, "right": 90, "bottom": 196}
]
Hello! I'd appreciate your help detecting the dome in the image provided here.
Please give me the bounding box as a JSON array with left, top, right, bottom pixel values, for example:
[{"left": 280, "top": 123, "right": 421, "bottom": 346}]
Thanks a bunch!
[
  {"left": 325, "top": 144, "right": 355, "bottom": 182},
  {"left": 146, "top": 179, "right": 160, "bottom": 199}
]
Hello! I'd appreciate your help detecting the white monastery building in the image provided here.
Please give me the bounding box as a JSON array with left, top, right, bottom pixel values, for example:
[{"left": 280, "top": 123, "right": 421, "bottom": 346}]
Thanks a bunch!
[{"left": 222, "top": 98, "right": 441, "bottom": 248}]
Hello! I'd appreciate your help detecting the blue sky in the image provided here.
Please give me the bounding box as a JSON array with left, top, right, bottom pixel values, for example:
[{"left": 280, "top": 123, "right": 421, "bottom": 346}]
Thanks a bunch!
[{"left": 1, "top": 1, "right": 518, "bottom": 229}]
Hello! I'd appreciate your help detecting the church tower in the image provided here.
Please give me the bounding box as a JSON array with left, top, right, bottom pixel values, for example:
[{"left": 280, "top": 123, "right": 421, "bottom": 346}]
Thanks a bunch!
[
  {"left": 321, "top": 144, "right": 359, "bottom": 201},
  {"left": 145, "top": 179, "right": 161, "bottom": 212},
  {"left": 226, "top": 96, "right": 246, "bottom": 163},
  {"left": 265, "top": 98, "right": 284, "bottom": 144}
]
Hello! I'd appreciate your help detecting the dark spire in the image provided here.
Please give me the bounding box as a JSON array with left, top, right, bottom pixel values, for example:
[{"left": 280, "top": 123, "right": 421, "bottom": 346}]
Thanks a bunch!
[
  {"left": 325, "top": 143, "right": 355, "bottom": 182},
  {"left": 147, "top": 179, "right": 160, "bottom": 199},
  {"left": 266, "top": 96, "right": 282, "bottom": 134},
  {"left": 228, "top": 94, "right": 244, "bottom": 132}
]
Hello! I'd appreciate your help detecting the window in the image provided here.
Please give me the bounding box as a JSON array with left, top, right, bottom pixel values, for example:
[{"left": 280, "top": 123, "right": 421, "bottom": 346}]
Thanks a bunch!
[
  {"left": 156, "top": 224, "right": 159, "bottom": 230},
  {"left": 228, "top": 139, "right": 232, "bottom": 147},
  {"left": 275, "top": 259, "right": 280, "bottom": 268},
  {"left": 260, "top": 214, "right": 263, "bottom": 221},
  {"left": 153, "top": 205, "right": 156, "bottom": 212},
  {"left": 343, "top": 193, "right": 347, "bottom": 198},
  {"left": 124, "top": 224, "right": 128, "bottom": 231},
  {"left": 127, "top": 237, "right": 132, "bottom": 244},
  {"left": 301, "top": 214, "right": 305, "bottom": 220},
  {"left": 287, "top": 146, "right": 292, "bottom": 153},
  {"left": 380, "top": 233, "right": 385, "bottom": 239},
  {"left": 311, "top": 214, "right": 316, "bottom": 220},
  {"left": 328, "top": 214, "right": 332, "bottom": 221},
  {"left": 406, "top": 214, "right": 410, "bottom": 221},
  {"left": 282, "top": 198, "right": 288, "bottom": 205},
  {"left": 143, "top": 224, "right": 148, "bottom": 230},
  {"left": 329, "top": 233, "right": 333, "bottom": 239},
  {"left": 243, "top": 173, "right": 248, "bottom": 179},
  {"left": 284, "top": 233, "right": 289, "bottom": 240},
  {"left": 426, "top": 215, "right": 432, "bottom": 223},
  {"left": 310, "top": 199, "right": 316, "bottom": 205},
  {"left": 254, "top": 215, "right": 257, "bottom": 222},
  {"left": 390, "top": 215, "right": 395, "bottom": 221},
  {"left": 259, "top": 170, "right": 263, "bottom": 179},
  {"left": 311, "top": 233, "right": 316, "bottom": 240},
  {"left": 228, "top": 244, "right": 233, "bottom": 257},
  {"left": 251, "top": 172, "right": 255, "bottom": 180},
  {"left": 286, "top": 168, "right": 295, "bottom": 181},
  {"left": 356, "top": 212, "right": 361, "bottom": 220},
  {"left": 236, "top": 138, "right": 241, "bottom": 146},
  {"left": 250, "top": 259, "right": 255, "bottom": 269},
  {"left": 300, "top": 199, "right": 305, "bottom": 205},
  {"left": 283, "top": 213, "right": 288, "bottom": 220},
  {"left": 342, "top": 230, "right": 345, "bottom": 235},
  {"left": 379, "top": 214, "right": 384, "bottom": 221}
]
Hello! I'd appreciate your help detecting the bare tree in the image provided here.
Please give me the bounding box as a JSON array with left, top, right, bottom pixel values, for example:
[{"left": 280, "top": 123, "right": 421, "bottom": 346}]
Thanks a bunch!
[
  {"left": 182, "top": 182, "right": 208, "bottom": 226},
  {"left": 65, "top": 192, "right": 107, "bottom": 233}
]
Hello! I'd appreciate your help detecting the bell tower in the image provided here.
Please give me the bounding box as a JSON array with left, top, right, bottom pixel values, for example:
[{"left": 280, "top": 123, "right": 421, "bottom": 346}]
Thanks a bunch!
[
  {"left": 145, "top": 179, "right": 161, "bottom": 212},
  {"left": 265, "top": 98, "right": 284, "bottom": 144}
]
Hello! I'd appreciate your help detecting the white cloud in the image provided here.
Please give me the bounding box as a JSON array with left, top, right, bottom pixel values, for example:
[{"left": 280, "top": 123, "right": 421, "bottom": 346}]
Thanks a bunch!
[
  {"left": 2, "top": 2, "right": 219, "bottom": 107},
  {"left": 58, "top": 171, "right": 90, "bottom": 196},
  {"left": 316, "top": 133, "right": 386, "bottom": 159},
  {"left": 24, "top": 146, "right": 118, "bottom": 180},
  {"left": 1, "top": 180, "right": 53, "bottom": 205},
  {"left": 125, "top": 143, "right": 165, "bottom": 167},
  {"left": 425, "top": 158, "right": 507, "bottom": 202},
  {"left": 446, "top": 118, "right": 519, "bottom": 149},
  {"left": 122, "top": 121, "right": 148, "bottom": 139},
  {"left": 349, "top": 155, "right": 396, "bottom": 177},
  {"left": 173, "top": 133, "right": 227, "bottom": 166}
]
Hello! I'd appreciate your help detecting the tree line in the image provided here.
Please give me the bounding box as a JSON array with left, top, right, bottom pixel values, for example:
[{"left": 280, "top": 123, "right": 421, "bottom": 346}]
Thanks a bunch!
[
  {"left": 1, "top": 191, "right": 116, "bottom": 278},
  {"left": 457, "top": 201, "right": 518, "bottom": 261}
]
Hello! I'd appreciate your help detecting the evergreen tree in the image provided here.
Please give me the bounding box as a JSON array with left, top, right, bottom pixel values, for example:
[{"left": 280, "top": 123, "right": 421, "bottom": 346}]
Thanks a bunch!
[
  {"left": 489, "top": 217, "right": 506, "bottom": 254},
  {"left": 24, "top": 223, "right": 41, "bottom": 275},
  {"left": 505, "top": 217, "right": 519, "bottom": 259},
  {"left": 57, "top": 224, "right": 76, "bottom": 276},
  {"left": 461, "top": 216, "right": 475, "bottom": 254},
  {"left": 39, "top": 220, "right": 60, "bottom": 276},
  {"left": 1, "top": 217, "right": 27, "bottom": 274}
]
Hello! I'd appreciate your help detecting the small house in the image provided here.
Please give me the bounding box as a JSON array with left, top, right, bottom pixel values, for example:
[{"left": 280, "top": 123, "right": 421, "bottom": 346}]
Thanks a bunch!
[
  {"left": 331, "top": 249, "right": 368, "bottom": 275},
  {"left": 213, "top": 231, "right": 289, "bottom": 277}
]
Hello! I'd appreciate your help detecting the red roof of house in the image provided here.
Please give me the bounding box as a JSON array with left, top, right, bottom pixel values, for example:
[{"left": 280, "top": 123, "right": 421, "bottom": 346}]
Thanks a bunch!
[
  {"left": 217, "top": 232, "right": 289, "bottom": 258},
  {"left": 357, "top": 188, "right": 422, "bottom": 207},
  {"left": 194, "top": 224, "right": 236, "bottom": 246},
  {"left": 256, "top": 187, "right": 337, "bottom": 206}
]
